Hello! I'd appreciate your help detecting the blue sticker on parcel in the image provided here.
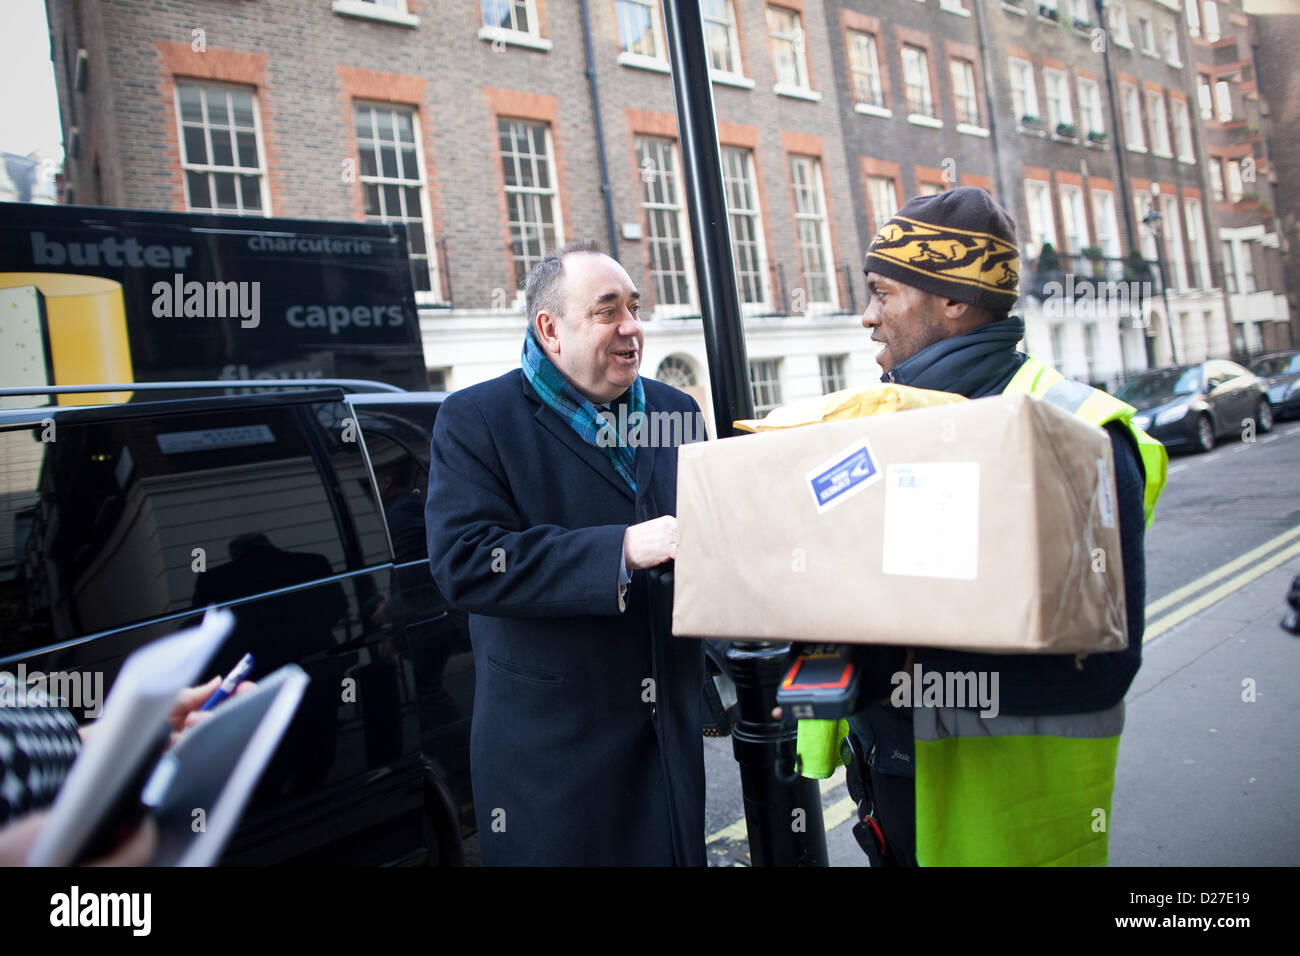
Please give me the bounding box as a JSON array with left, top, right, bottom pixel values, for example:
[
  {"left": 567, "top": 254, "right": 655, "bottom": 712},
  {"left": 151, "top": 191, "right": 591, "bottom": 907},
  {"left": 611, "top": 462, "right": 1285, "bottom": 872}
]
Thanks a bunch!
[{"left": 806, "top": 439, "right": 882, "bottom": 513}]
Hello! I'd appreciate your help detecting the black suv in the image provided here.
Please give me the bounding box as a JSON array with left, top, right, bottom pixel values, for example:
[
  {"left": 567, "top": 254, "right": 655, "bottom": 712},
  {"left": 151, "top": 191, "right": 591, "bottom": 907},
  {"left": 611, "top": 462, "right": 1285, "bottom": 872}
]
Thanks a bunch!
[{"left": 0, "top": 381, "right": 475, "bottom": 865}]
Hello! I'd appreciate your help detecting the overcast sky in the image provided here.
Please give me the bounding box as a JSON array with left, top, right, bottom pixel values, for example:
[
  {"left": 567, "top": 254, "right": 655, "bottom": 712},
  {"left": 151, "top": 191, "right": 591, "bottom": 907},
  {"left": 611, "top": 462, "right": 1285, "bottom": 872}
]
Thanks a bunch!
[{"left": 0, "top": 1, "right": 63, "bottom": 159}]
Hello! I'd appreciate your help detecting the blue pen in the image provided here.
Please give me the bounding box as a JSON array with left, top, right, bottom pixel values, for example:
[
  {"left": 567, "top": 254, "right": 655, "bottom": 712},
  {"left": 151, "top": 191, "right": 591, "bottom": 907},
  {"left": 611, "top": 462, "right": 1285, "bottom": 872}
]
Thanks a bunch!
[{"left": 199, "top": 652, "right": 255, "bottom": 711}]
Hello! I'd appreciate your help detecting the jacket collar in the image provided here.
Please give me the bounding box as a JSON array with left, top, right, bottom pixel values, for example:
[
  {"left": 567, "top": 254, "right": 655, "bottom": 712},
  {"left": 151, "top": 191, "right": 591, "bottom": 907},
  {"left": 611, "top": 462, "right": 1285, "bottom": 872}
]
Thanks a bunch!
[{"left": 521, "top": 371, "right": 658, "bottom": 503}]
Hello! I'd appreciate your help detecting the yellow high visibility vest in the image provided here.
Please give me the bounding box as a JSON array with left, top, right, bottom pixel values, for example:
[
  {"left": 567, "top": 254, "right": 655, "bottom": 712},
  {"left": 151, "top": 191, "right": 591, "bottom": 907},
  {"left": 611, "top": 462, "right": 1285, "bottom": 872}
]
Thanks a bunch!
[{"left": 1003, "top": 355, "right": 1167, "bottom": 527}]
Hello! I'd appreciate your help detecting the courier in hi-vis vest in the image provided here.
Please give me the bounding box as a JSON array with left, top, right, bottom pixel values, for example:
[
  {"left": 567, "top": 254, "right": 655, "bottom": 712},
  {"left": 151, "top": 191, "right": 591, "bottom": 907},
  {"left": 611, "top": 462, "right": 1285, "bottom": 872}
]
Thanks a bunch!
[{"left": 796, "top": 187, "right": 1167, "bottom": 866}]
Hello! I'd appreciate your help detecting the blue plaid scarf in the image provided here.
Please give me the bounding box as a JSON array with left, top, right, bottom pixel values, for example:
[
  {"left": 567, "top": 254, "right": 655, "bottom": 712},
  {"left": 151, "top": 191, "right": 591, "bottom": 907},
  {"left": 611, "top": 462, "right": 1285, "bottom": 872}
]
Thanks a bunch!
[{"left": 521, "top": 324, "right": 644, "bottom": 491}]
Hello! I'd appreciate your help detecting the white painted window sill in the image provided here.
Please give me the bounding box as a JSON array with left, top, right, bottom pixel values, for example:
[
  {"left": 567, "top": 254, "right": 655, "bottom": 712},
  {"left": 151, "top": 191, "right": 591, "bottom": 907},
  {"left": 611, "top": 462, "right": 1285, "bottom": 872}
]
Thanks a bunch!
[
  {"left": 1152, "top": 149, "right": 1175, "bottom": 159},
  {"left": 478, "top": 26, "right": 553, "bottom": 51},
  {"left": 332, "top": 0, "right": 418, "bottom": 27},
  {"left": 1018, "top": 125, "right": 1049, "bottom": 137},
  {"left": 1127, "top": 144, "right": 1148, "bottom": 153},
  {"left": 1178, "top": 155, "right": 1196, "bottom": 164},
  {"left": 855, "top": 103, "right": 893, "bottom": 118},
  {"left": 712, "top": 72, "right": 756, "bottom": 89},
  {"left": 941, "top": 5, "right": 973, "bottom": 16},
  {"left": 618, "top": 51, "right": 670, "bottom": 73},
  {"left": 1141, "top": 49, "right": 1160, "bottom": 59},
  {"left": 1113, "top": 39, "right": 1134, "bottom": 50},
  {"left": 1167, "top": 59, "right": 1184, "bottom": 68},
  {"left": 908, "top": 114, "right": 943, "bottom": 128},
  {"left": 956, "top": 123, "right": 990, "bottom": 137},
  {"left": 773, "top": 83, "right": 822, "bottom": 102},
  {"left": 1002, "top": 3, "right": 1028, "bottom": 15}
]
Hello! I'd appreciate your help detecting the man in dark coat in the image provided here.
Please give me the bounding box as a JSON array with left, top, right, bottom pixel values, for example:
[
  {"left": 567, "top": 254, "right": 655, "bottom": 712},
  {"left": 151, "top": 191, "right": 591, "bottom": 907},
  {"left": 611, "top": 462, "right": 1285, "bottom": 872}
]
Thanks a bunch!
[{"left": 425, "top": 241, "right": 706, "bottom": 866}]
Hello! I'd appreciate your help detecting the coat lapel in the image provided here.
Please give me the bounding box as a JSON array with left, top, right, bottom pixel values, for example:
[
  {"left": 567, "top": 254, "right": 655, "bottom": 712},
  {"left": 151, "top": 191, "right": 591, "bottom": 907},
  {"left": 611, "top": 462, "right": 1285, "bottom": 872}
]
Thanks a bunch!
[{"left": 523, "top": 375, "right": 636, "bottom": 503}]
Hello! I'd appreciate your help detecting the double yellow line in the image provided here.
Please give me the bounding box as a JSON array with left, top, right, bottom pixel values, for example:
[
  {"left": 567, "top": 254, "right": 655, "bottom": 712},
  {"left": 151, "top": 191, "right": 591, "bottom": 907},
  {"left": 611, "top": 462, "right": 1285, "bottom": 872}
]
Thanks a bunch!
[{"left": 1143, "top": 524, "right": 1300, "bottom": 642}]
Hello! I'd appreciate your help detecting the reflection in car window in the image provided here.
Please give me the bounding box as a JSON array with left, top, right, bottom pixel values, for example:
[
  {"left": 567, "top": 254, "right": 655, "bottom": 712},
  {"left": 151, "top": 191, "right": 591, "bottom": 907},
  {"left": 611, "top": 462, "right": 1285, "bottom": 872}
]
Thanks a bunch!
[
  {"left": 1117, "top": 366, "right": 1203, "bottom": 402},
  {"left": 1252, "top": 354, "right": 1300, "bottom": 376},
  {"left": 0, "top": 404, "right": 357, "bottom": 655}
]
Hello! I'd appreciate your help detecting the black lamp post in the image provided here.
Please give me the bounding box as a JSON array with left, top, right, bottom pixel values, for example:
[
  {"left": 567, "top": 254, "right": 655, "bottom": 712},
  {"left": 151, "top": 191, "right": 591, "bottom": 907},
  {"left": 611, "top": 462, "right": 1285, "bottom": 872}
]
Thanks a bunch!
[{"left": 1142, "top": 202, "right": 1181, "bottom": 365}]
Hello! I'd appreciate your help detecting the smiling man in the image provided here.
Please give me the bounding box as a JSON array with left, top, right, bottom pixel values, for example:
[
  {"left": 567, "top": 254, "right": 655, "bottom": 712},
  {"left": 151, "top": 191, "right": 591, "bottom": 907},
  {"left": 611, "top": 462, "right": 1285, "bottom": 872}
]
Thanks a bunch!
[
  {"left": 815, "top": 187, "right": 1167, "bottom": 866},
  {"left": 425, "top": 240, "right": 706, "bottom": 866}
]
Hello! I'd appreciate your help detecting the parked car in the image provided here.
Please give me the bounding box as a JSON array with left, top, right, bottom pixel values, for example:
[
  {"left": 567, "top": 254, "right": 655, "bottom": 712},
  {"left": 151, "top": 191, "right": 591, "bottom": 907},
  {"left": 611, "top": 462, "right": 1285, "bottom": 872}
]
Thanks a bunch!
[
  {"left": 0, "top": 381, "right": 475, "bottom": 865},
  {"left": 1250, "top": 350, "right": 1300, "bottom": 421},
  {"left": 1119, "top": 360, "right": 1272, "bottom": 453}
]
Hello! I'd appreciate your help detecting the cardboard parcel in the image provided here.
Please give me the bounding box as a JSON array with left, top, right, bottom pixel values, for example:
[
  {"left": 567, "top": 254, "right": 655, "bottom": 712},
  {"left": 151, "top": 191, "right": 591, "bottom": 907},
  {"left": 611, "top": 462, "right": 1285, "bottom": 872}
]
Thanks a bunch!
[{"left": 672, "top": 390, "right": 1128, "bottom": 654}]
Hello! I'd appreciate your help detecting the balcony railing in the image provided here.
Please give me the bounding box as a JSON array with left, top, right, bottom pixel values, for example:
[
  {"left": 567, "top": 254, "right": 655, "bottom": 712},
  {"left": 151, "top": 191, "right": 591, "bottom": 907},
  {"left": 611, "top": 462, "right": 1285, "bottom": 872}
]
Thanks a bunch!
[{"left": 1026, "top": 250, "right": 1160, "bottom": 308}]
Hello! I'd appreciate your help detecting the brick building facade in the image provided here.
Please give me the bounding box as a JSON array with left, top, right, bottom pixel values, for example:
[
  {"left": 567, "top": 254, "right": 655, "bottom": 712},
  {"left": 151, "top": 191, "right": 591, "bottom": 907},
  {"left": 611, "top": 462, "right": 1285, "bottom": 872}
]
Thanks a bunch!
[{"left": 44, "top": 0, "right": 1294, "bottom": 404}]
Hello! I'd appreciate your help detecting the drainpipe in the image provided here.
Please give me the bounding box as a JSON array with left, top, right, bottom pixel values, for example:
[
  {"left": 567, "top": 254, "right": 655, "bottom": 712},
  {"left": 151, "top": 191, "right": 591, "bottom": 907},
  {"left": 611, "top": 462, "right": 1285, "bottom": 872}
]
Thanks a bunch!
[
  {"left": 970, "top": 0, "right": 1010, "bottom": 210},
  {"left": 579, "top": 0, "right": 620, "bottom": 259}
]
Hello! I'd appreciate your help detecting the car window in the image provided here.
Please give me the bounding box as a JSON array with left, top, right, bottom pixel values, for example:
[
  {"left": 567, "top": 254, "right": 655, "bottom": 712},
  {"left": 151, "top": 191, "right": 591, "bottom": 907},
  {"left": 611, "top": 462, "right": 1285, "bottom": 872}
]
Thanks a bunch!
[
  {"left": 0, "top": 401, "right": 382, "bottom": 657},
  {"left": 352, "top": 402, "right": 439, "bottom": 565},
  {"left": 1117, "top": 366, "right": 1201, "bottom": 401}
]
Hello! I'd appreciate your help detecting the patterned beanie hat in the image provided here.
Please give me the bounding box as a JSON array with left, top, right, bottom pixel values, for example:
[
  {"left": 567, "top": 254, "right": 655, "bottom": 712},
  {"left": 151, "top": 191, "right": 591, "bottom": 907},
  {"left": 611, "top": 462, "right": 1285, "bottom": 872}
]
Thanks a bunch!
[{"left": 864, "top": 186, "right": 1021, "bottom": 312}]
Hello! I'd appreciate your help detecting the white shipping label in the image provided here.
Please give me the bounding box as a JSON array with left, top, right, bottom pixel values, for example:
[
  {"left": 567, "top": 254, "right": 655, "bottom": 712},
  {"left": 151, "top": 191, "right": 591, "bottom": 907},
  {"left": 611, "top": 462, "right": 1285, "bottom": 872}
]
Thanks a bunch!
[{"left": 882, "top": 462, "right": 980, "bottom": 580}]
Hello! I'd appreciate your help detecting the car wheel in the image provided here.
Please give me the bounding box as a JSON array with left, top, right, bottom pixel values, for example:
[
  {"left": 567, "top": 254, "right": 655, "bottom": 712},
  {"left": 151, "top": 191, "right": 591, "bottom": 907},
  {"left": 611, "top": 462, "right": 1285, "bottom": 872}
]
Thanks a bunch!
[
  {"left": 1257, "top": 398, "right": 1274, "bottom": 434},
  {"left": 1195, "top": 414, "right": 1215, "bottom": 453}
]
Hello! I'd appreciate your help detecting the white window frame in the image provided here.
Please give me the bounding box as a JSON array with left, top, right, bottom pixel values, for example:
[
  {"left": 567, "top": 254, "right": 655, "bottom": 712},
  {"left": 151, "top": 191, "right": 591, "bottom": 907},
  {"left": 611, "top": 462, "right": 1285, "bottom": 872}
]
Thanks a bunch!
[
  {"left": 1121, "top": 83, "right": 1146, "bottom": 152},
  {"left": 616, "top": 0, "right": 668, "bottom": 70},
  {"left": 636, "top": 136, "right": 697, "bottom": 317},
  {"left": 1024, "top": 179, "right": 1057, "bottom": 259},
  {"left": 1068, "top": 0, "right": 1090, "bottom": 24},
  {"left": 790, "top": 155, "right": 838, "bottom": 310},
  {"left": 1091, "top": 189, "right": 1122, "bottom": 263},
  {"left": 355, "top": 102, "right": 441, "bottom": 304},
  {"left": 848, "top": 30, "right": 886, "bottom": 113},
  {"left": 1204, "top": 1, "right": 1221, "bottom": 42},
  {"left": 1210, "top": 159, "right": 1225, "bottom": 202},
  {"left": 479, "top": 0, "right": 550, "bottom": 51},
  {"left": 1044, "top": 68, "right": 1073, "bottom": 130},
  {"left": 1059, "top": 184, "right": 1089, "bottom": 254},
  {"left": 1009, "top": 58, "right": 1039, "bottom": 125},
  {"left": 1134, "top": 191, "right": 1158, "bottom": 260},
  {"left": 1077, "top": 77, "right": 1103, "bottom": 136},
  {"left": 767, "top": 5, "right": 812, "bottom": 94},
  {"left": 1186, "top": 0, "right": 1201, "bottom": 37},
  {"left": 1184, "top": 198, "right": 1211, "bottom": 288},
  {"left": 499, "top": 117, "right": 565, "bottom": 291},
  {"left": 1197, "top": 74, "right": 1214, "bottom": 121},
  {"left": 1137, "top": 14, "right": 1157, "bottom": 55},
  {"left": 175, "top": 80, "right": 270, "bottom": 216},
  {"left": 1226, "top": 159, "right": 1244, "bottom": 203},
  {"left": 1147, "top": 90, "right": 1172, "bottom": 157},
  {"left": 901, "top": 45, "right": 936, "bottom": 120},
  {"left": 332, "top": 0, "right": 419, "bottom": 29},
  {"left": 1214, "top": 79, "right": 1233, "bottom": 122},
  {"left": 1162, "top": 23, "right": 1182, "bottom": 66},
  {"left": 867, "top": 175, "right": 899, "bottom": 235},
  {"left": 819, "top": 354, "right": 849, "bottom": 394},
  {"left": 1171, "top": 98, "right": 1194, "bottom": 162},
  {"left": 749, "top": 358, "right": 784, "bottom": 415},
  {"left": 722, "top": 146, "right": 771, "bottom": 310},
  {"left": 1108, "top": 3, "right": 1133, "bottom": 47},
  {"left": 950, "top": 58, "right": 980, "bottom": 127},
  {"left": 703, "top": 0, "right": 748, "bottom": 84},
  {"left": 1160, "top": 194, "right": 1189, "bottom": 290}
]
